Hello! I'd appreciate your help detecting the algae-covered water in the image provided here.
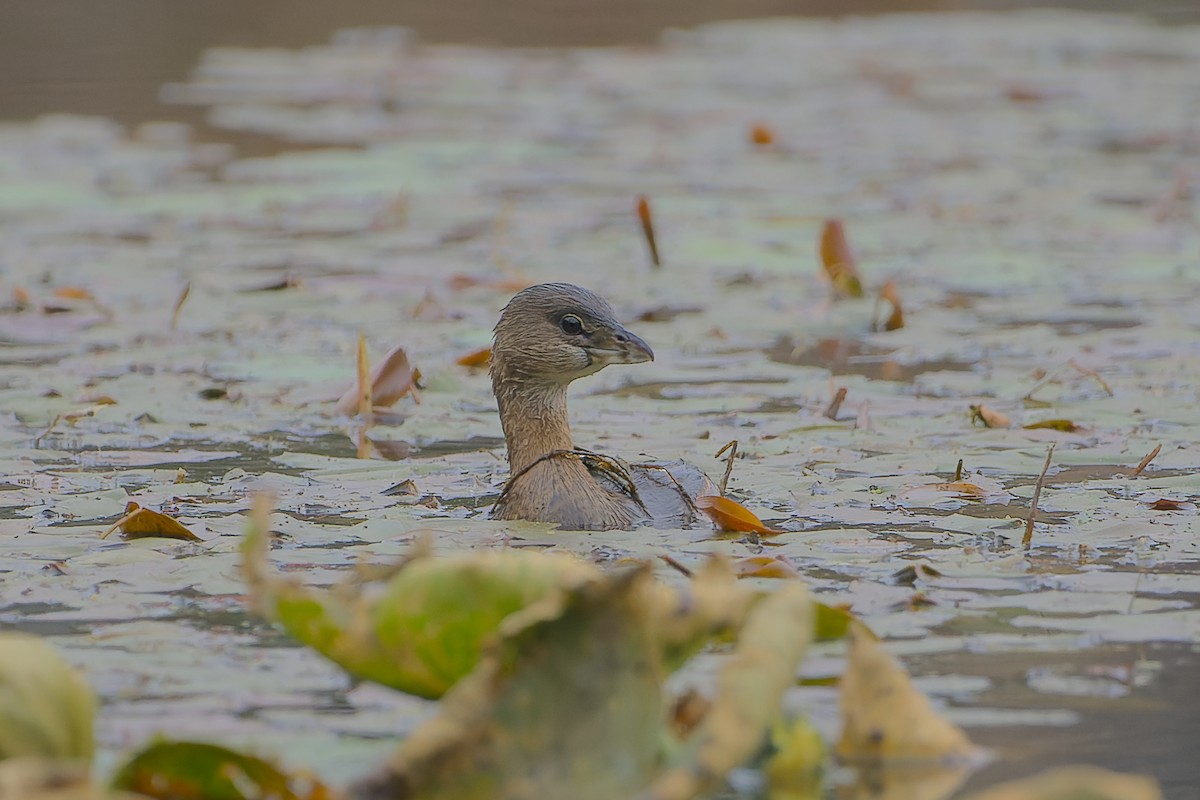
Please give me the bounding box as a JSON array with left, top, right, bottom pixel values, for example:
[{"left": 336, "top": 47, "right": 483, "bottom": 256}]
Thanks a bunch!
[{"left": 1, "top": 9, "right": 1199, "bottom": 798}]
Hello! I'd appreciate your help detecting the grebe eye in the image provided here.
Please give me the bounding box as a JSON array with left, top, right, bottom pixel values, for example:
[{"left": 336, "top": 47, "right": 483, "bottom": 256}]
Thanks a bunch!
[{"left": 560, "top": 315, "right": 583, "bottom": 335}]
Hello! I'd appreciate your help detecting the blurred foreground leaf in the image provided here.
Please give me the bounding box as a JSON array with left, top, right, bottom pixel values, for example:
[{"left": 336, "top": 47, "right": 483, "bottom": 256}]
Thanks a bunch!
[
  {"left": 111, "top": 741, "right": 337, "bottom": 800},
  {"left": 813, "top": 602, "right": 855, "bottom": 641},
  {"left": 648, "top": 580, "right": 813, "bottom": 799},
  {"left": 351, "top": 567, "right": 813, "bottom": 800},
  {"left": 837, "top": 624, "right": 978, "bottom": 764},
  {"left": 764, "top": 716, "right": 824, "bottom": 800},
  {"left": 242, "top": 498, "right": 599, "bottom": 699},
  {"left": 0, "top": 758, "right": 145, "bottom": 800},
  {"left": 350, "top": 565, "right": 665, "bottom": 800},
  {"left": 0, "top": 632, "right": 94, "bottom": 761},
  {"left": 961, "top": 766, "right": 1160, "bottom": 800}
]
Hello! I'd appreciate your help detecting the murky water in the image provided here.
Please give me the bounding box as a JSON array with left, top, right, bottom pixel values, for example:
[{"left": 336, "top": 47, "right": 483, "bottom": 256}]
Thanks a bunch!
[{"left": 2, "top": 4, "right": 1200, "bottom": 798}]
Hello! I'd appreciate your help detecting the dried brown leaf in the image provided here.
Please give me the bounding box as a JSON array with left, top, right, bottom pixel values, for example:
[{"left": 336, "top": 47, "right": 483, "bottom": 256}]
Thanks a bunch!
[
  {"left": 1131, "top": 444, "right": 1162, "bottom": 477},
  {"left": 818, "top": 219, "right": 864, "bottom": 299},
  {"left": 637, "top": 195, "right": 660, "bottom": 267},
  {"left": 101, "top": 502, "right": 202, "bottom": 542},
  {"left": 336, "top": 344, "right": 420, "bottom": 416},
  {"left": 1147, "top": 498, "right": 1189, "bottom": 511}
]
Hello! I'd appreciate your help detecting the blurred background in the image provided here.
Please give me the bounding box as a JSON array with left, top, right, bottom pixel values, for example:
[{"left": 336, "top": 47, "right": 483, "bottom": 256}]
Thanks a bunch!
[{"left": 1, "top": 0, "right": 1196, "bottom": 124}]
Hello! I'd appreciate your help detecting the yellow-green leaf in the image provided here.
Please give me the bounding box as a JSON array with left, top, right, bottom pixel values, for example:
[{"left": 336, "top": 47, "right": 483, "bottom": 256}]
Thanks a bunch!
[
  {"left": 0, "top": 633, "right": 94, "bottom": 761},
  {"left": 111, "top": 741, "right": 336, "bottom": 800}
]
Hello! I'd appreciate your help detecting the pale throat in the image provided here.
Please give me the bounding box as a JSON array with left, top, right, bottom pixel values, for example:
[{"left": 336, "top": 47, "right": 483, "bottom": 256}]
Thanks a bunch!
[{"left": 493, "top": 377, "right": 576, "bottom": 475}]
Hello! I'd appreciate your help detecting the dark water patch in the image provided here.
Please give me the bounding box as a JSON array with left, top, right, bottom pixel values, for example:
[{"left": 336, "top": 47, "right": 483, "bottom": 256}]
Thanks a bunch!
[
  {"left": 765, "top": 336, "right": 975, "bottom": 382},
  {"left": 914, "top": 643, "right": 1200, "bottom": 797},
  {"left": 292, "top": 431, "right": 504, "bottom": 461},
  {"left": 599, "top": 377, "right": 790, "bottom": 400},
  {"left": 280, "top": 509, "right": 368, "bottom": 527},
  {"left": 410, "top": 436, "right": 505, "bottom": 458},
  {"left": 991, "top": 315, "right": 1142, "bottom": 336},
  {"left": 0, "top": 604, "right": 91, "bottom": 636},
  {"left": 1009, "top": 463, "right": 1195, "bottom": 487}
]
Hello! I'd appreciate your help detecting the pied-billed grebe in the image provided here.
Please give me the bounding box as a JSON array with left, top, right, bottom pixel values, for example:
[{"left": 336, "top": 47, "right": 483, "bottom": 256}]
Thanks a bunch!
[{"left": 489, "top": 283, "right": 711, "bottom": 531}]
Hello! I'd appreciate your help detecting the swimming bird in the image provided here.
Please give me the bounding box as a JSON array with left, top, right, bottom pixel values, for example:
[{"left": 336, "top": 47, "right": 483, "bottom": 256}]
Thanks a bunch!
[{"left": 489, "top": 283, "right": 712, "bottom": 530}]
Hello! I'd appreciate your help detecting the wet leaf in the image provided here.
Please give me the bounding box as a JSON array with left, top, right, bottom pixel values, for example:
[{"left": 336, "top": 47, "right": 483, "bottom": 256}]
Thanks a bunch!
[
  {"left": 1022, "top": 419, "right": 1080, "bottom": 432},
  {"left": 818, "top": 219, "right": 865, "bottom": 299},
  {"left": 960, "top": 766, "right": 1160, "bottom": 800},
  {"left": 969, "top": 404, "right": 1012, "bottom": 428},
  {"left": 836, "top": 623, "right": 978, "bottom": 763},
  {"left": 111, "top": 741, "right": 336, "bottom": 800},
  {"left": 381, "top": 478, "right": 418, "bottom": 496},
  {"left": 455, "top": 346, "right": 491, "bottom": 368},
  {"left": 100, "top": 502, "right": 202, "bottom": 542},
  {"left": 335, "top": 343, "right": 421, "bottom": 416},
  {"left": 696, "top": 495, "right": 780, "bottom": 534},
  {"left": 0, "top": 633, "right": 94, "bottom": 761}
]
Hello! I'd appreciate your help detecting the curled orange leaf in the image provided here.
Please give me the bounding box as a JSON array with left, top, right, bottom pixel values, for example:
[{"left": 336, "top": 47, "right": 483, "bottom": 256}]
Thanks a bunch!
[
  {"left": 456, "top": 346, "right": 492, "bottom": 368},
  {"left": 696, "top": 495, "right": 780, "bottom": 535},
  {"left": 819, "top": 219, "right": 865, "bottom": 299}
]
